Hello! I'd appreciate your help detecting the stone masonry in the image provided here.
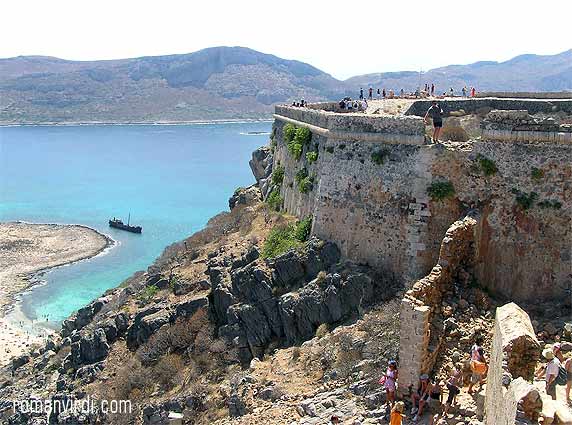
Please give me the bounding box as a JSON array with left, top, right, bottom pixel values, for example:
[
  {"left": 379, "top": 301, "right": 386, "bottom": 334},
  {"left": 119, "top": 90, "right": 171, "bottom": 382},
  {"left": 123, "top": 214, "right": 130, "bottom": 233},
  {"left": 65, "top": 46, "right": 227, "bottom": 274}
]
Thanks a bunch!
[
  {"left": 269, "top": 101, "right": 571, "bottom": 302},
  {"left": 399, "top": 213, "right": 479, "bottom": 394},
  {"left": 484, "top": 302, "right": 541, "bottom": 425}
]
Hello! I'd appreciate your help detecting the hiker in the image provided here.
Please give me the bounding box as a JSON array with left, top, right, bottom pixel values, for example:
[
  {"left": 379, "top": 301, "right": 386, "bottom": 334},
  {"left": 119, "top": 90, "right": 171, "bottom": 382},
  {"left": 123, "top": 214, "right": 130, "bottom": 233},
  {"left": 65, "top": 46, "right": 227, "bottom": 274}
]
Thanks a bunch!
[
  {"left": 468, "top": 336, "right": 488, "bottom": 394},
  {"left": 553, "top": 343, "right": 571, "bottom": 402},
  {"left": 424, "top": 100, "right": 444, "bottom": 143},
  {"left": 360, "top": 88, "right": 364, "bottom": 100},
  {"left": 411, "top": 374, "right": 432, "bottom": 421},
  {"left": 444, "top": 362, "right": 463, "bottom": 413},
  {"left": 381, "top": 360, "right": 399, "bottom": 407},
  {"left": 544, "top": 347, "right": 561, "bottom": 400},
  {"left": 390, "top": 401, "right": 405, "bottom": 425},
  {"left": 377, "top": 88, "right": 381, "bottom": 98},
  {"left": 369, "top": 87, "right": 373, "bottom": 99},
  {"left": 431, "top": 83, "right": 435, "bottom": 96},
  {"left": 382, "top": 88, "right": 386, "bottom": 98},
  {"left": 462, "top": 87, "right": 467, "bottom": 97}
]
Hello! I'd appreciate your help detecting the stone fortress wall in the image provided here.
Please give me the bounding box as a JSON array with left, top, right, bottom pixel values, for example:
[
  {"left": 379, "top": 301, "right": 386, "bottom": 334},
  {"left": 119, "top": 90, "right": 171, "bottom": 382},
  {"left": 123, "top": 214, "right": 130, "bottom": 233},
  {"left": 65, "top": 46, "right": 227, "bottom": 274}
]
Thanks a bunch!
[{"left": 269, "top": 98, "right": 572, "bottom": 302}]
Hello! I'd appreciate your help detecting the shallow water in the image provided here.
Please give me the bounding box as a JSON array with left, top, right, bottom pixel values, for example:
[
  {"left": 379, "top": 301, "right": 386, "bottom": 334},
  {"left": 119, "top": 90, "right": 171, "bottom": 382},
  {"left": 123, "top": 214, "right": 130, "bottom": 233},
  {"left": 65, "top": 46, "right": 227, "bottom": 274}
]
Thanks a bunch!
[{"left": 0, "top": 122, "right": 271, "bottom": 324}]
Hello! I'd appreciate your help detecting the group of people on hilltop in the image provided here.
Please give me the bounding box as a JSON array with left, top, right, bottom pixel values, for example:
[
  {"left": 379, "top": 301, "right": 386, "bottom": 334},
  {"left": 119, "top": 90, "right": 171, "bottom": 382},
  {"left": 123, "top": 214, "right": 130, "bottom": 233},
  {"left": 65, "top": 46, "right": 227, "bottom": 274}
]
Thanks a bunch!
[
  {"left": 378, "top": 335, "right": 488, "bottom": 424},
  {"left": 359, "top": 84, "right": 477, "bottom": 100}
]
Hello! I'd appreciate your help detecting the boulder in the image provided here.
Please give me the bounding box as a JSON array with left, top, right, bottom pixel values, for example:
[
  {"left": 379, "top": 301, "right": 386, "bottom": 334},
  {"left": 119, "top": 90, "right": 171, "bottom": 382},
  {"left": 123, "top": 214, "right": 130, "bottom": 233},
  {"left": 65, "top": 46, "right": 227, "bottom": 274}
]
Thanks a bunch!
[
  {"left": 249, "top": 146, "right": 272, "bottom": 183},
  {"left": 126, "top": 308, "right": 171, "bottom": 348},
  {"left": 173, "top": 297, "right": 209, "bottom": 319},
  {"left": 70, "top": 328, "right": 109, "bottom": 366},
  {"left": 229, "top": 185, "right": 262, "bottom": 210},
  {"left": 228, "top": 393, "right": 247, "bottom": 417}
]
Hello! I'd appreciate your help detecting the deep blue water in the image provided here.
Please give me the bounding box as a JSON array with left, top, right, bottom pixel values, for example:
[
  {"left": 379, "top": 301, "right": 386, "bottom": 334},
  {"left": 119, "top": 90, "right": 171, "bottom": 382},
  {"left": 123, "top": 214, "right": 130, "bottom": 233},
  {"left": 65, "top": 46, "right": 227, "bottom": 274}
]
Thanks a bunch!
[{"left": 0, "top": 123, "right": 270, "bottom": 324}]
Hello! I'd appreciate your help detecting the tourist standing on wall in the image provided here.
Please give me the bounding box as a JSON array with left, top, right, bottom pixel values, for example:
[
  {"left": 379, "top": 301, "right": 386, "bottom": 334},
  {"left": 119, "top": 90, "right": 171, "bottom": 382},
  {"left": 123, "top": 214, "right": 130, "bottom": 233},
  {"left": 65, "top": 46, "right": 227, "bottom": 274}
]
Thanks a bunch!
[
  {"left": 377, "top": 88, "right": 381, "bottom": 99},
  {"left": 543, "top": 348, "right": 561, "bottom": 400},
  {"left": 462, "top": 87, "right": 467, "bottom": 97},
  {"left": 360, "top": 88, "right": 364, "bottom": 100},
  {"left": 431, "top": 84, "right": 435, "bottom": 96},
  {"left": 424, "top": 101, "right": 444, "bottom": 143},
  {"left": 468, "top": 336, "right": 488, "bottom": 394},
  {"left": 382, "top": 88, "right": 386, "bottom": 99},
  {"left": 380, "top": 360, "right": 399, "bottom": 408},
  {"left": 471, "top": 87, "right": 476, "bottom": 97},
  {"left": 369, "top": 87, "right": 373, "bottom": 99}
]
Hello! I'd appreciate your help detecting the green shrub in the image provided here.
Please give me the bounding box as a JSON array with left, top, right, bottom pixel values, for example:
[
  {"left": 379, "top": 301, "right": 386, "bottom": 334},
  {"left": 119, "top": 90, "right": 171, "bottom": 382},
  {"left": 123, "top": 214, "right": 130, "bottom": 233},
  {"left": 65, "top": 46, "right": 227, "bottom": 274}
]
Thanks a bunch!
[
  {"left": 298, "top": 176, "right": 314, "bottom": 193},
  {"left": 266, "top": 189, "right": 283, "bottom": 211},
  {"left": 262, "top": 224, "right": 300, "bottom": 259},
  {"left": 427, "top": 181, "right": 455, "bottom": 201},
  {"left": 531, "top": 167, "right": 544, "bottom": 180},
  {"left": 477, "top": 154, "right": 498, "bottom": 176},
  {"left": 294, "top": 126, "right": 312, "bottom": 145},
  {"left": 283, "top": 124, "right": 297, "bottom": 142},
  {"left": 295, "top": 168, "right": 308, "bottom": 184},
  {"left": 294, "top": 217, "right": 312, "bottom": 242},
  {"left": 272, "top": 165, "right": 285, "bottom": 185},
  {"left": 306, "top": 151, "right": 318, "bottom": 163},
  {"left": 139, "top": 285, "right": 159, "bottom": 304},
  {"left": 287, "top": 139, "right": 303, "bottom": 160},
  {"left": 234, "top": 186, "right": 244, "bottom": 196},
  {"left": 538, "top": 199, "right": 562, "bottom": 209},
  {"left": 371, "top": 148, "right": 390, "bottom": 165},
  {"left": 514, "top": 190, "right": 538, "bottom": 210}
]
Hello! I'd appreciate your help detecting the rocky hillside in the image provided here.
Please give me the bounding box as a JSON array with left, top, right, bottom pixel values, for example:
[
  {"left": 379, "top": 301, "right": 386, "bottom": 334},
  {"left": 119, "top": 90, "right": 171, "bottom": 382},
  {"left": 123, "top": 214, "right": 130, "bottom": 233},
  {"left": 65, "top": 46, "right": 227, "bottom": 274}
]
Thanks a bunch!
[
  {"left": 0, "top": 48, "right": 571, "bottom": 123},
  {"left": 346, "top": 49, "right": 572, "bottom": 93},
  {"left": 0, "top": 47, "right": 346, "bottom": 123}
]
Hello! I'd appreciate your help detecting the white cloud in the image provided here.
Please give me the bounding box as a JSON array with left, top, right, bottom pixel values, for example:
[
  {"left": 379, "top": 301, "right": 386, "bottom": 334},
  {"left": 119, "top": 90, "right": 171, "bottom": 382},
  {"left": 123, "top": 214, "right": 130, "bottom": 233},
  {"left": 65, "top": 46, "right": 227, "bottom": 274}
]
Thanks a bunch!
[{"left": 1, "top": 0, "right": 571, "bottom": 79}]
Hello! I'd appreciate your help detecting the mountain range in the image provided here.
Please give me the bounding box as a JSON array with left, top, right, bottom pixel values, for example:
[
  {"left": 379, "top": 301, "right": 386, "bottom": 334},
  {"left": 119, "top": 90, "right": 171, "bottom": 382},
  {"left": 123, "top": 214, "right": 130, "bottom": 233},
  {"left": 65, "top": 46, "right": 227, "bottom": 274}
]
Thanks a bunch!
[{"left": 0, "top": 47, "right": 570, "bottom": 123}]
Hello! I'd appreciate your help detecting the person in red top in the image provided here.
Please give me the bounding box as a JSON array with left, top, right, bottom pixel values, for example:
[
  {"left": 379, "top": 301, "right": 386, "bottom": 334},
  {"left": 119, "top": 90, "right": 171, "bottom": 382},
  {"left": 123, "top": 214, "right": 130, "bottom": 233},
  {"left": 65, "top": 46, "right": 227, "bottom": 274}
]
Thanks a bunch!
[{"left": 471, "top": 87, "right": 476, "bottom": 97}]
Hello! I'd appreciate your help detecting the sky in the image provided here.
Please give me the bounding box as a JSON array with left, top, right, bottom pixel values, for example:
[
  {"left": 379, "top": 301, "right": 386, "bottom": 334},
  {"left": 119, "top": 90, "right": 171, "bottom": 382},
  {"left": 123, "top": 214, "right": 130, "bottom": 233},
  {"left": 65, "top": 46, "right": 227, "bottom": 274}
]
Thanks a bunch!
[{"left": 2, "top": 0, "right": 571, "bottom": 80}]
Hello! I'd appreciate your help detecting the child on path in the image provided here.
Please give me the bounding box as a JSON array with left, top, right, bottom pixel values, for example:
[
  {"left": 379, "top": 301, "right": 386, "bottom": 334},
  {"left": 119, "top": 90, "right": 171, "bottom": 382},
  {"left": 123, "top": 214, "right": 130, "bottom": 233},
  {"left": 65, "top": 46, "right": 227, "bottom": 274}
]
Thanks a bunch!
[
  {"left": 390, "top": 401, "right": 405, "bottom": 425},
  {"left": 381, "top": 360, "right": 399, "bottom": 407}
]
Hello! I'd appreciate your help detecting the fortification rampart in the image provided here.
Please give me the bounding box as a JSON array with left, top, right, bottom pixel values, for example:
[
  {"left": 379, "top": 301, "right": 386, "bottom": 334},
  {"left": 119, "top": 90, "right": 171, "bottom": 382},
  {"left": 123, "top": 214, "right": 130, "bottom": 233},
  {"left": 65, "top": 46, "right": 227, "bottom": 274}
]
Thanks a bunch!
[
  {"left": 405, "top": 97, "right": 572, "bottom": 116},
  {"left": 268, "top": 100, "right": 572, "bottom": 302}
]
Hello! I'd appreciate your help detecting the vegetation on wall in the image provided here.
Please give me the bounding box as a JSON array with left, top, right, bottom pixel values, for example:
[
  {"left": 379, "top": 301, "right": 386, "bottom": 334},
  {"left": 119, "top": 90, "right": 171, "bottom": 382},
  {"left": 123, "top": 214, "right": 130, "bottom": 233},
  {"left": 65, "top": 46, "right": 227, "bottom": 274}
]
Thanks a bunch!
[
  {"left": 512, "top": 189, "right": 538, "bottom": 210},
  {"left": 306, "top": 150, "right": 318, "bottom": 163},
  {"left": 284, "top": 124, "right": 312, "bottom": 161},
  {"left": 266, "top": 189, "right": 283, "bottom": 212},
  {"left": 371, "top": 148, "right": 391, "bottom": 165},
  {"left": 531, "top": 167, "right": 544, "bottom": 180},
  {"left": 427, "top": 180, "right": 455, "bottom": 201},
  {"left": 295, "top": 168, "right": 314, "bottom": 193},
  {"left": 272, "top": 165, "right": 285, "bottom": 185},
  {"left": 262, "top": 218, "right": 313, "bottom": 259},
  {"left": 477, "top": 154, "right": 498, "bottom": 176},
  {"left": 538, "top": 199, "right": 562, "bottom": 209}
]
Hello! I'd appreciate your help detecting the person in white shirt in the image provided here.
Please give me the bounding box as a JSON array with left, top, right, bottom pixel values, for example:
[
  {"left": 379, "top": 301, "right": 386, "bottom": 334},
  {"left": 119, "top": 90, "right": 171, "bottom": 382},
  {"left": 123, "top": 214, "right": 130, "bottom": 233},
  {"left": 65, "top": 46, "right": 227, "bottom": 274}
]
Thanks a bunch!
[{"left": 544, "top": 348, "right": 561, "bottom": 400}]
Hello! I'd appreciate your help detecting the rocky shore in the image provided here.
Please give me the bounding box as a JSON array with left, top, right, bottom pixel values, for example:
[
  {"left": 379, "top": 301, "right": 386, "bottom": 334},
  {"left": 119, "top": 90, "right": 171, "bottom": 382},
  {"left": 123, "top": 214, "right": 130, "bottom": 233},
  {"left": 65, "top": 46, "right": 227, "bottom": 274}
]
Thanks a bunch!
[{"left": 0, "top": 222, "right": 113, "bottom": 366}]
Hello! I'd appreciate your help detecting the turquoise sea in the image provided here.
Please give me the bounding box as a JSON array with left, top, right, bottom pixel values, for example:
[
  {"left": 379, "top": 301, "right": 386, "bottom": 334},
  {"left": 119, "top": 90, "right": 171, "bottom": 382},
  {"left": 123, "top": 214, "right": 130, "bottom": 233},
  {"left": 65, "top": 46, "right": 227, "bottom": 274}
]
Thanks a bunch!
[{"left": 0, "top": 122, "right": 271, "bottom": 326}]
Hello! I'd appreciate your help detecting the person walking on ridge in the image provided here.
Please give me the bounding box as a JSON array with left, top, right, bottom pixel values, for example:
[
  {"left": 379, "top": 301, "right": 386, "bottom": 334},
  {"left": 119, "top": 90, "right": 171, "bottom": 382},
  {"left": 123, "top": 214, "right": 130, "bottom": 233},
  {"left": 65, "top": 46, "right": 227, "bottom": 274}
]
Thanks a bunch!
[{"left": 424, "top": 100, "right": 443, "bottom": 143}]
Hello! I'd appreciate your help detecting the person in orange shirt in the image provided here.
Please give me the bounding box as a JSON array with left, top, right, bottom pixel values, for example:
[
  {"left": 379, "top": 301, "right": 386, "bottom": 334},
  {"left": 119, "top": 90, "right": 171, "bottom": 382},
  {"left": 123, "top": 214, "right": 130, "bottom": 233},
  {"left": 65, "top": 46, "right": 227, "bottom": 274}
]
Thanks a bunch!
[{"left": 390, "top": 401, "right": 405, "bottom": 425}]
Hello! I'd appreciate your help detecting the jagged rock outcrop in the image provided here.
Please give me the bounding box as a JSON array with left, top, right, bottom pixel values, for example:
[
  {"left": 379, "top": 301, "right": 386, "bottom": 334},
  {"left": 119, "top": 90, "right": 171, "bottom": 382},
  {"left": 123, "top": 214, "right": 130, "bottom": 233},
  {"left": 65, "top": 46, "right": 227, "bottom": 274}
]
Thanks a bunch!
[
  {"left": 60, "top": 296, "right": 110, "bottom": 337},
  {"left": 208, "top": 237, "right": 395, "bottom": 364},
  {"left": 69, "top": 328, "right": 110, "bottom": 367},
  {"left": 229, "top": 185, "right": 261, "bottom": 210}
]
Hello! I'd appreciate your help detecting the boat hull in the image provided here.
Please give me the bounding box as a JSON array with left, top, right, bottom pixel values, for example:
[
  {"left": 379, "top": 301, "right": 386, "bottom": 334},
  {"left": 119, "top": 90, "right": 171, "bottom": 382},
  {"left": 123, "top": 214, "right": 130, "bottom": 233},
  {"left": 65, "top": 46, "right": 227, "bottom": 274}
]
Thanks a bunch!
[{"left": 108, "top": 220, "right": 142, "bottom": 233}]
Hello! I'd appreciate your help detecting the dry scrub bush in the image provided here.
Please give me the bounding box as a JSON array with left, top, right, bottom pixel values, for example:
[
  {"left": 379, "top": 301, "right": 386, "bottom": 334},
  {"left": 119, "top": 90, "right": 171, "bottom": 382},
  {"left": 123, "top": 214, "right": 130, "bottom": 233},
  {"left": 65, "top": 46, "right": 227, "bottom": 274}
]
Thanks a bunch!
[
  {"left": 153, "top": 353, "right": 185, "bottom": 391},
  {"left": 113, "top": 358, "right": 152, "bottom": 400},
  {"left": 441, "top": 125, "right": 469, "bottom": 142},
  {"left": 315, "top": 323, "right": 329, "bottom": 339}
]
